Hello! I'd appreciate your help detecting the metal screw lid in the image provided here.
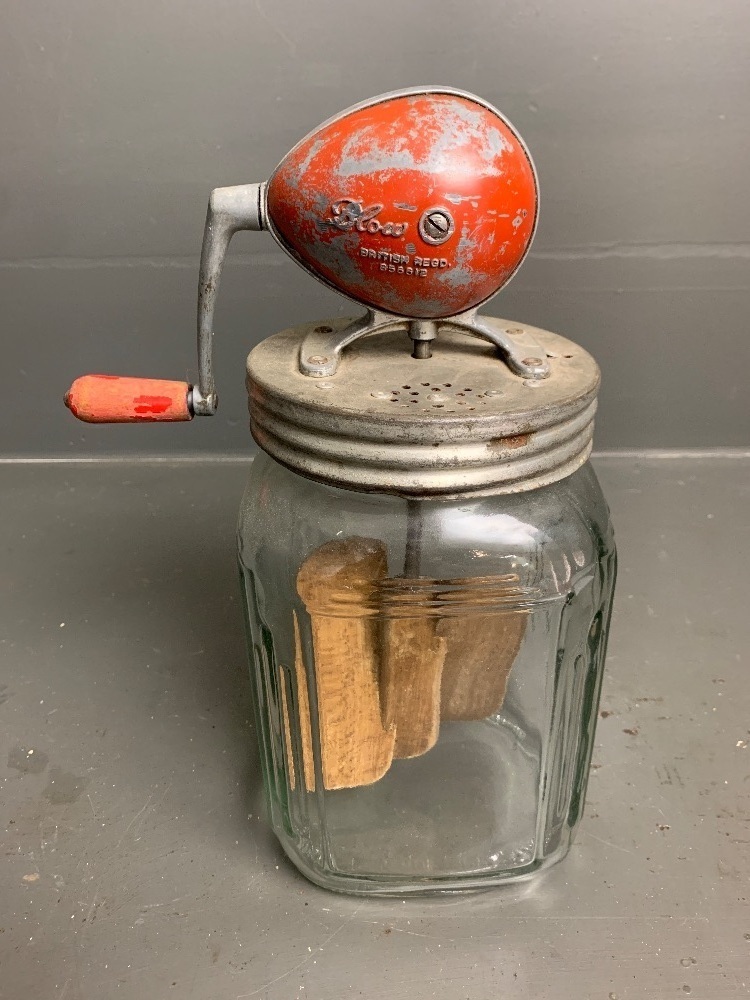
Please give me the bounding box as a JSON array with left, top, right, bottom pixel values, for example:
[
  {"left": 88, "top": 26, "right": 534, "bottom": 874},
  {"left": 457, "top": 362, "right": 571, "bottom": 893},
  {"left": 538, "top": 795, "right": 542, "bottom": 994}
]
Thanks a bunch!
[{"left": 247, "top": 315, "right": 599, "bottom": 498}]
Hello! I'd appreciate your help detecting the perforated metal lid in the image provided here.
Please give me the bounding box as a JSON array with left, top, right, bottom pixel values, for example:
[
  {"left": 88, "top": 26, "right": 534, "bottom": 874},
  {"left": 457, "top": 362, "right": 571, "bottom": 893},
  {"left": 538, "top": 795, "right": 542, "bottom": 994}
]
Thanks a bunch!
[{"left": 246, "top": 315, "right": 599, "bottom": 497}]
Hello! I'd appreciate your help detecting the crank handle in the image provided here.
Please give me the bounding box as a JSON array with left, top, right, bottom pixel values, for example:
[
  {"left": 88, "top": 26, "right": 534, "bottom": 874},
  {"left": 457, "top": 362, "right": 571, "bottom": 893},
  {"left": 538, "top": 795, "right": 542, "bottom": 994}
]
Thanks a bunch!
[
  {"left": 64, "top": 375, "right": 193, "bottom": 423},
  {"left": 65, "top": 182, "right": 266, "bottom": 425},
  {"left": 194, "top": 182, "right": 266, "bottom": 414}
]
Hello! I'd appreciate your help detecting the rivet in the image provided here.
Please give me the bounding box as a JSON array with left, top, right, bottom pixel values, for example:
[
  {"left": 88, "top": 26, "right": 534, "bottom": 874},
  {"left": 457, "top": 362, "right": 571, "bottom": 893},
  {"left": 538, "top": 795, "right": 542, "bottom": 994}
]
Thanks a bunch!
[
  {"left": 307, "top": 355, "right": 329, "bottom": 365},
  {"left": 484, "top": 389, "right": 502, "bottom": 397},
  {"left": 370, "top": 391, "right": 390, "bottom": 399},
  {"left": 522, "top": 357, "right": 543, "bottom": 366}
]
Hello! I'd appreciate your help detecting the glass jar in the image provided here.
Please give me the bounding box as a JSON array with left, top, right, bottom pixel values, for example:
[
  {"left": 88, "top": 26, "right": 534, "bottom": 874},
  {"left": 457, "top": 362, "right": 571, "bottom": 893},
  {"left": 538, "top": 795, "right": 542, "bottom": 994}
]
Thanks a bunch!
[{"left": 238, "top": 450, "right": 616, "bottom": 895}]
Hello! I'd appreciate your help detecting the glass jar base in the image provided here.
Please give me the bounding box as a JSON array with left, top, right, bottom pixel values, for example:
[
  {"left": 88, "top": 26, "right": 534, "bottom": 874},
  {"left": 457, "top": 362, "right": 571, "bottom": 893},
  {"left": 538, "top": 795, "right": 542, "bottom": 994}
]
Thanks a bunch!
[{"left": 274, "top": 828, "right": 577, "bottom": 897}]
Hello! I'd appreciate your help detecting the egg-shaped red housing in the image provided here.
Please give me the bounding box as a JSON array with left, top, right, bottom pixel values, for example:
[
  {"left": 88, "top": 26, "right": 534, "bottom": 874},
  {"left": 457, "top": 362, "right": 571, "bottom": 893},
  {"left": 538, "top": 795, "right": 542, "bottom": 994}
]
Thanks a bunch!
[{"left": 266, "top": 89, "right": 538, "bottom": 319}]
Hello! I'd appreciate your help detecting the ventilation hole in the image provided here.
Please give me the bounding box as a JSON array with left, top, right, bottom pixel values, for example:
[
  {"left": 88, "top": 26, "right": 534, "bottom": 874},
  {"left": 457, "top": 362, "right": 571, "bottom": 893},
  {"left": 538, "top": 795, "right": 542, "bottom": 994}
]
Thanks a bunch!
[
  {"left": 468, "top": 407, "right": 476, "bottom": 411},
  {"left": 463, "top": 388, "right": 473, "bottom": 392},
  {"left": 392, "top": 390, "right": 400, "bottom": 395},
  {"left": 410, "top": 399, "right": 418, "bottom": 404},
  {"left": 389, "top": 398, "right": 399, "bottom": 402},
  {"left": 421, "top": 382, "right": 430, "bottom": 387},
  {"left": 433, "top": 404, "right": 445, "bottom": 408},
  {"left": 410, "top": 391, "right": 419, "bottom": 396},
  {"left": 402, "top": 385, "right": 411, "bottom": 389},
  {"left": 443, "top": 383, "right": 452, "bottom": 388},
  {"left": 563, "top": 354, "right": 573, "bottom": 359},
  {"left": 546, "top": 353, "right": 557, "bottom": 359}
]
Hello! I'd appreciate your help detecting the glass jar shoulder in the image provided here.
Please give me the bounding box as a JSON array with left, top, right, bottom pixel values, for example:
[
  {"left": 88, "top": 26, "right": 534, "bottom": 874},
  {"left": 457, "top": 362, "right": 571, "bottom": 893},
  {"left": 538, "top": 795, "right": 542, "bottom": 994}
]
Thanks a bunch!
[
  {"left": 239, "top": 454, "right": 613, "bottom": 604},
  {"left": 422, "top": 462, "right": 614, "bottom": 601}
]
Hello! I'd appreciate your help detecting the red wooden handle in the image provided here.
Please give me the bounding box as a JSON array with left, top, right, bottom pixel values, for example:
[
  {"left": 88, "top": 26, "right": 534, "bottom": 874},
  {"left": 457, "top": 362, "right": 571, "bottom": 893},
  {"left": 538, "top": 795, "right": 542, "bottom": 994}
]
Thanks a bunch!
[{"left": 64, "top": 375, "right": 193, "bottom": 423}]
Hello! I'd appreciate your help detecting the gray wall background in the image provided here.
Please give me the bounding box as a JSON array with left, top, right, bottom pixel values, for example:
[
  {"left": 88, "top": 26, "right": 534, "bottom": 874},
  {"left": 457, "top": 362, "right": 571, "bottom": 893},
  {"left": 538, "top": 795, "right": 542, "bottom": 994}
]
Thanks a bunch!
[{"left": 1, "top": 0, "right": 748, "bottom": 457}]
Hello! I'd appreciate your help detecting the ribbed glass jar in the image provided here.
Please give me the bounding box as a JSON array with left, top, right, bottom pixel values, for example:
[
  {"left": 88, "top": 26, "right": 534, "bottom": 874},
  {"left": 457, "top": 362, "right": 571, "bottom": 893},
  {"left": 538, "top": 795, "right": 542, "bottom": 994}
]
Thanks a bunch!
[{"left": 238, "top": 452, "right": 616, "bottom": 895}]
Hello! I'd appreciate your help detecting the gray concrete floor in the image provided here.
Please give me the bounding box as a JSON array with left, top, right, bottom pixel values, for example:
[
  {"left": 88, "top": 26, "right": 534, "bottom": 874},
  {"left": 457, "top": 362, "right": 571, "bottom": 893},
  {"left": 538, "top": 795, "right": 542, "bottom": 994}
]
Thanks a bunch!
[{"left": 1, "top": 455, "right": 748, "bottom": 999}]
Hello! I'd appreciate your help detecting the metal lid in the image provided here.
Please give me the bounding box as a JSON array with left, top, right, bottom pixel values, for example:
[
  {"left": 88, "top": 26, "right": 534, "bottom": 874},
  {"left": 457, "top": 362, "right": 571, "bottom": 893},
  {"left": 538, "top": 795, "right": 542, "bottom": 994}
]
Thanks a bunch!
[{"left": 247, "top": 315, "right": 599, "bottom": 497}]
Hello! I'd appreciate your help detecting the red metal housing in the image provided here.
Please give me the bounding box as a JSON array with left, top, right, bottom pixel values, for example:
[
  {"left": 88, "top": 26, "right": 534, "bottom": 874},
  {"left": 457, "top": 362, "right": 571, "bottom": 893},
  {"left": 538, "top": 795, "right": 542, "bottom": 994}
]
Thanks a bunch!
[{"left": 266, "top": 91, "right": 538, "bottom": 319}]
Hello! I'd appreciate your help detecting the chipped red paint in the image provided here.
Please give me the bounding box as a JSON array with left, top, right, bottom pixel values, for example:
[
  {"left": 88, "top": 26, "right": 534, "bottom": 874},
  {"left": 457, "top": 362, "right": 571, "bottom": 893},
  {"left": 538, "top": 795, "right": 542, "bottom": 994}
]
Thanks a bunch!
[
  {"left": 266, "top": 91, "right": 538, "bottom": 319},
  {"left": 133, "top": 395, "right": 173, "bottom": 415},
  {"left": 65, "top": 375, "right": 192, "bottom": 423}
]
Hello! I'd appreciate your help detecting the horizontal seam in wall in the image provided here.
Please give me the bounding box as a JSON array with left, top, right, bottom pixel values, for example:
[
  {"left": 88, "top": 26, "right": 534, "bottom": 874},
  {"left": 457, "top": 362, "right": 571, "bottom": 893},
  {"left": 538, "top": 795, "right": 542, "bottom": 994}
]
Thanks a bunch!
[{"left": 2, "top": 243, "right": 750, "bottom": 269}]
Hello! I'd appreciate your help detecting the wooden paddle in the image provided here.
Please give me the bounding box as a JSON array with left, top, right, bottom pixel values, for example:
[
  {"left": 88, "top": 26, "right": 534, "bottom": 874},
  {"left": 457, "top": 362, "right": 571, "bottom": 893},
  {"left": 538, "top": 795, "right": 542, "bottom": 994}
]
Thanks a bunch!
[
  {"left": 294, "top": 537, "right": 396, "bottom": 790},
  {"left": 283, "top": 541, "right": 528, "bottom": 791}
]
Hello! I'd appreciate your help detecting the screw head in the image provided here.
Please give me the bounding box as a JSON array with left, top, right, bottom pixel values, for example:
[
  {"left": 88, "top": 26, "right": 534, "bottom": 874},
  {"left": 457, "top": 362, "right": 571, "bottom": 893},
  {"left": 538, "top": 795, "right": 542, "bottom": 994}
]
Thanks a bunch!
[
  {"left": 425, "top": 214, "right": 449, "bottom": 238},
  {"left": 307, "top": 355, "right": 329, "bottom": 365},
  {"left": 522, "top": 357, "right": 543, "bottom": 366},
  {"left": 418, "top": 207, "right": 455, "bottom": 246}
]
